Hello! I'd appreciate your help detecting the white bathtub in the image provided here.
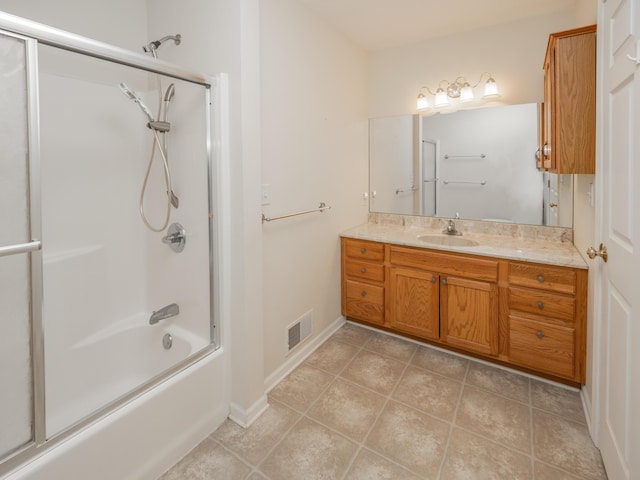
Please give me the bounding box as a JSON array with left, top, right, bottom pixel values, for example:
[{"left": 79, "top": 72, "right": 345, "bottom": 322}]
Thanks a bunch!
[
  {"left": 8, "top": 346, "right": 228, "bottom": 480},
  {"left": 45, "top": 314, "right": 209, "bottom": 437}
]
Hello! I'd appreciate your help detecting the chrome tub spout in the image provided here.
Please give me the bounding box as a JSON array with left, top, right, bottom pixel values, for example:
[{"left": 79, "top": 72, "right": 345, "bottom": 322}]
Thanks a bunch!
[{"left": 149, "top": 303, "right": 179, "bottom": 325}]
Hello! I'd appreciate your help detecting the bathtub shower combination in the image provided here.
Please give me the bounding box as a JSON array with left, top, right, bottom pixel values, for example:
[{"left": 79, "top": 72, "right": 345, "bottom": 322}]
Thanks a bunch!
[{"left": 0, "top": 12, "right": 226, "bottom": 478}]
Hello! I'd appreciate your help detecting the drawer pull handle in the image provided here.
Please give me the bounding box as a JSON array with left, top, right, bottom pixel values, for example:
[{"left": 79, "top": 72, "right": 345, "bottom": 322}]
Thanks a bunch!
[
  {"left": 537, "top": 275, "right": 544, "bottom": 283},
  {"left": 536, "top": 331, "right": 544, "bottom": 339},
  {"left": 361, "top": 291, "right": 366, "bottom": 297},
  {"left": 360, "top": 248, "right": 366, "bottom": 254},
  {"left": 360, "top": 267, "right": 366, "bottom": 273},
  {"left": 537, "top": 301, "right": 544, "bottom": 309}
]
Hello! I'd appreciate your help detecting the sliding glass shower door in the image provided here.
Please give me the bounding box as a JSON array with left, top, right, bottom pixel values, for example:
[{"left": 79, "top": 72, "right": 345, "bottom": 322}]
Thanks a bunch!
[{"left": 0, "top": 30, "right": 40, "bottom": 461}]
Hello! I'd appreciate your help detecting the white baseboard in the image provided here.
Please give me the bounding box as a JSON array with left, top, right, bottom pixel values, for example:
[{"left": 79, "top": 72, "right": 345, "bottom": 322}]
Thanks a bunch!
[
  {"left": 264, "top": 316, "right": 346, "bottom": 393},
  {"left": 228, "top": 394, "right": 270, "bottom": 429},
  {"left": 581, "top": 385, "right": 598, "bottom": 444}
]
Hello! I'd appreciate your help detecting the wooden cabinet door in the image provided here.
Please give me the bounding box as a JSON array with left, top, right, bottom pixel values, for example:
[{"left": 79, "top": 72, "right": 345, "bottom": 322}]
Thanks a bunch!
[
  {"left": 543, "top": 45, "right": 555, "bottom": 171},
  {"left": 440, "top": 276, "right": 498, "bottom": 356},
  {"left": 389, "top": 267, "right": 439, "bottom": 340}
]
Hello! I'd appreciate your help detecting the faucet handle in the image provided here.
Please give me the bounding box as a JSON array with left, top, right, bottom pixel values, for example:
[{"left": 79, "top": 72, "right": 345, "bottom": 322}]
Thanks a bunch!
[{"left": 455, "top": 212, "right": 460, "bottom": 219}]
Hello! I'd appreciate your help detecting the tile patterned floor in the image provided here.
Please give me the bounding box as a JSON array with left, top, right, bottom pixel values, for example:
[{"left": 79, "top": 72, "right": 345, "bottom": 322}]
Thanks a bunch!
[{"left": 159, "top": 323, "right": 608, "bottom": 480}]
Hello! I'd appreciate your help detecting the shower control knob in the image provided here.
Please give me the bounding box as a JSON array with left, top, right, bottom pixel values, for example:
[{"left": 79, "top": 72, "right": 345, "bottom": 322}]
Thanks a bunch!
[{"left": 162, "top": 223, "right": 186, "bottom": 253}]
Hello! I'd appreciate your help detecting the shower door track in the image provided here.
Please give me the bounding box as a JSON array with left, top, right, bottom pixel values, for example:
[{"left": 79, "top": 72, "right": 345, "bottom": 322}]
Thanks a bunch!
[{"left": 0, "top": 11, "right": 222, "bottom": 477}]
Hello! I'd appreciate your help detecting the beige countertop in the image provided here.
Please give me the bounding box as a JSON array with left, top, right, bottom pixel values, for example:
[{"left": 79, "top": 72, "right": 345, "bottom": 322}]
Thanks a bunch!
[{"left": 341, "top": 222, "right": 589, "bottom": 270}]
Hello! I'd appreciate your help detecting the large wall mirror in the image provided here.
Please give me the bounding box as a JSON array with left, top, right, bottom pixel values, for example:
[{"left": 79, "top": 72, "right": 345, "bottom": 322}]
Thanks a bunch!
[{"left": 369, "top": 103, "right": 573, "bottom": 227}]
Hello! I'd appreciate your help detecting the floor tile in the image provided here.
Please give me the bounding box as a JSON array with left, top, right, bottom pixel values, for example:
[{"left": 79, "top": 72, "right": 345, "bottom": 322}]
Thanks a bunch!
[
  {"left": 465, "top": 361, "right": 530, "bottom": 403},
  {"left": 364, "top": 331, "right": 417, "bottom": 362},
  {"left": 341, "top": 350, "right": 406, "bottom": 395},
  {"left": 158, "top": 437, "right": 251, "bottom": 480},
  {"left": 534, "top": 462, "right": 585, "bottom": 480},
  {"left": 268, "top": 364, "right": 333, "bottom": 412},
  {"left": 456, "top": 385, "right": 531, "bottom": 453},
  {"left": 331, "top": 322, "right": 374, "bottom": 346},
  {"left": 530, "top": 380, "right": 585, "bottom": 424},
  {"left": 365, "top": 401, "right": 449, "bottom": 477},
  {"left": 259, "top": 417, "right": 357, "bottom": 480},
  {"left": 411, "top": 345, "right": 469, "bottom": 381},
  {"left": 533, "top": 410, "right": 607, "bottom": 480},
  {"left": 213, "top": 401, "right": 300, "bottom": 465},
  {"left": 392, "top": 366, "right": 462, "bottom": 421},
  {"left": 304, "top": 337, "right": 360, "bottom": 374},
  {"left": 440, "top": 428, "right": 533, "bottom": 480},
  {"left": 307, "top": 377, "right": 386, "bottom": 442},
  {"left": 343, "top": 448, "right": 422, "bottom": 480}
]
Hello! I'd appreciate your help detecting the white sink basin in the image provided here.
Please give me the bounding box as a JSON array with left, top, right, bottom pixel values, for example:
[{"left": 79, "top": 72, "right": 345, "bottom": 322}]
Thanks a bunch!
[{"left": 417, "top": 234, "right": 480, "bottom": 247}]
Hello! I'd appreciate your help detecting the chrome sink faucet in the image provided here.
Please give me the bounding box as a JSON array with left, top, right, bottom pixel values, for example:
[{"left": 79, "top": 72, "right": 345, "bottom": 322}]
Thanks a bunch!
[{"left": 443, "top": 213, "right": 462, "bottom": 236}]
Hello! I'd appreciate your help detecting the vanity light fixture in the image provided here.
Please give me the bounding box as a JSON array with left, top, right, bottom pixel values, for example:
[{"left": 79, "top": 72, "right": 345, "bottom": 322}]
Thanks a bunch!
[{"left": 416, "top": 72, "right": 500, "bottom": 111}]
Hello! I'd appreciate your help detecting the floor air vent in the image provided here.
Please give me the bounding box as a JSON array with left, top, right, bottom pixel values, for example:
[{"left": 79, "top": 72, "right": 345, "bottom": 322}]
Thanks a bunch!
[{"left": 288, "top": 310, "right": 312, "bottom": 352}]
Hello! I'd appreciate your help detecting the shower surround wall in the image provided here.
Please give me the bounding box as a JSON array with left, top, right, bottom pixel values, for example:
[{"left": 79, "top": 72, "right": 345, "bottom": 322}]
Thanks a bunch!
[{"left": 37, "top": 45, "right": 214, "bottom": 437}]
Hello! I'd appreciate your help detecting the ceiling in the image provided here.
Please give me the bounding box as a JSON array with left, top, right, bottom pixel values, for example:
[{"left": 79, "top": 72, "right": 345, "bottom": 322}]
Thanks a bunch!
[{"left": 295, "top": 0, "right": 577, "bottom": 51}]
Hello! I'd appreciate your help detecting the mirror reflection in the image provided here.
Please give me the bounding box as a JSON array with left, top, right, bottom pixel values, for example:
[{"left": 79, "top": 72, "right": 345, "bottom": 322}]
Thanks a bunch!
[{"left": 369, "top": 103, "right": 573, "bottom": 227}]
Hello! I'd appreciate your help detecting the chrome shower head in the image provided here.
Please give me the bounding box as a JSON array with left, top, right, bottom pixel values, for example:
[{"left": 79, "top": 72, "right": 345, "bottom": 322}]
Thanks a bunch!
[
  {"left": 143, "top": 34, "right": 181, "bottom": 56},
  {"left": 119, "top": 82, "right": 155, "bottom": 123}
]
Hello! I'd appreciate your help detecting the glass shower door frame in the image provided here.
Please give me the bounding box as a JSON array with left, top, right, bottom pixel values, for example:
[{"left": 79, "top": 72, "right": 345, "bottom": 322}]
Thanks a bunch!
[{"left": 0, "top": 28, "right": 46, "bottom": 465}]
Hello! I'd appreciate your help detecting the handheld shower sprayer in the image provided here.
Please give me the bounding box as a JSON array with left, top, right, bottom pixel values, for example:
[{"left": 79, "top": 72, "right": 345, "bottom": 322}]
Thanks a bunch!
[
  {"left": 119, "top": 83, "right": 154, "bottom": 123},
  {"left": 164, "top": 84, "right": 176, "bottom": 102}
]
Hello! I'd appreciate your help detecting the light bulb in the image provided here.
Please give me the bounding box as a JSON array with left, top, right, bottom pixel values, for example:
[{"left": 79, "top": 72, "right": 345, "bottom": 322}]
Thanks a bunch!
[
  {"left": 434, "top": 88, "right": 449, "bottom": 107},
  {"left": 416, "top": 93, "right": 429, "bottom": 110},
  {"left": 483, "top": 78, "right": 499, "bottom": 98},
  {"left": 460, "top": 83, "right": 474, "bottom": 103}
]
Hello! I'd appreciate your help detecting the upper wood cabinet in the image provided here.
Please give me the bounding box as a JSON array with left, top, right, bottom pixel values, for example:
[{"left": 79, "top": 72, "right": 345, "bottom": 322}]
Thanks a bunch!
[{"left": 541, "top": 25, "right": 596, "bottom": 174}]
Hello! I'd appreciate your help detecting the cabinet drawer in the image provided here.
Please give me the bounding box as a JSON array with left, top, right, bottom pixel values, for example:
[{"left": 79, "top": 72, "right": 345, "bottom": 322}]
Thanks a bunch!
[
  {"left": 344, "top": 239, "right": 385, "bottom": 262},
  {"left": 509, "top": 287, "right": 575, "bottom": 323},
  {"left": 509, "top": 316, "right": 575, "bottom": 379},
  {"left": 345, "top": 279, "right": 385, "bottom": 325},
  {"left": 344, "top": 259, "right": 385, "bottom": 283},
  {"left": 509, "top": 262, "right": 576, "bottom": 295},
  {"left": 390, "top": 246, "right": 498, "bottom": 282}
]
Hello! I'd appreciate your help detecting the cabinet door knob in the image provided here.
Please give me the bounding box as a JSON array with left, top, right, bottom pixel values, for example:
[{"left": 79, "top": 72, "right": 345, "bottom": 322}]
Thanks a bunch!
[
  {"left": 537, "top": 275, "right": 544, "bottom": 283},
  {"left": 536, "top": 331, "right": 544, "bottom": 339},
  {"left": 537, "top": 301, "right": 544, "bottom": 309},
  {"left": 442, "top": 279, "right": 448, "bottom": 285},
  {"left": 431, "top": 277, "right": 437, "bottom": 283},
  {"left": 360, "top": 291, "right": 366, "bottom": 297},
  {"left": 360, "top": 267, "right": 366, "bottom": 273},
  {"left": 360, "top": 248, "right": 366, "bottom": 254},
  {"left": 542, "top": 143, "right": 551, "bottom": 157}
]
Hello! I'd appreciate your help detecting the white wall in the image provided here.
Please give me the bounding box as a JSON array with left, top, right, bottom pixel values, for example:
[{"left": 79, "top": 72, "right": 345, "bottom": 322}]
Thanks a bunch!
[
  {"left": 368, "top": 10, "right": 576, "bottom": 118},
  {"left": 0, "top": 0, "right": 148, "bottom": 50},
  {"left": 260, "top": 0, "right": 368, "bottom": 379}
]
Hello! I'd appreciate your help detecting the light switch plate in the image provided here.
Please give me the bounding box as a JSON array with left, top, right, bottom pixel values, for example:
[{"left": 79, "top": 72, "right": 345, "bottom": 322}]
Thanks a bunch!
[{"left": 261, "top": 184, "right": 270, "bottom": 206}]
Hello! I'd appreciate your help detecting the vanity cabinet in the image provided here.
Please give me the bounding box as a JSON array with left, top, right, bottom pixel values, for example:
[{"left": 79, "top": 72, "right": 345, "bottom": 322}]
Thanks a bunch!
[
  {"left": 541, "top": 25, "right": 596, "bottom": 174},
  {"left": 341, "top": 239, "right": 385, "bottom": 325},
  {"left": 508, "top": 261, "right": 586, "bottom": 380},
  {"left": 388, "top": 245, "right": 500, "bottom": 355},
  {"left": 341, "top": 237, "right": 587, "bottom": 385}
]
